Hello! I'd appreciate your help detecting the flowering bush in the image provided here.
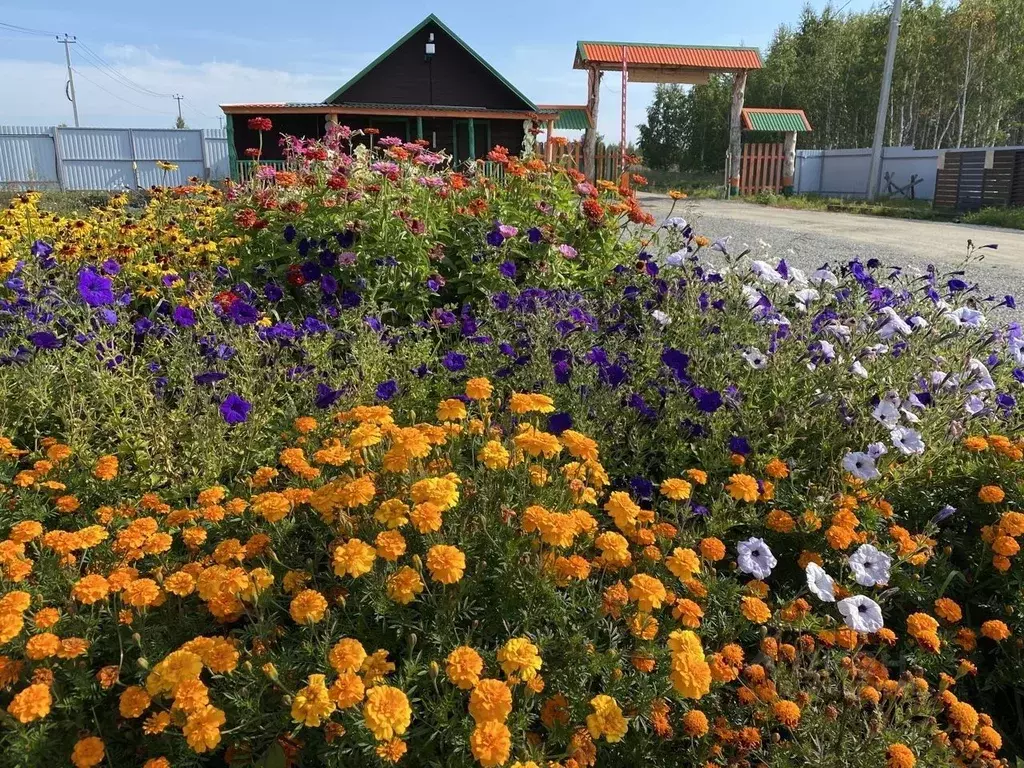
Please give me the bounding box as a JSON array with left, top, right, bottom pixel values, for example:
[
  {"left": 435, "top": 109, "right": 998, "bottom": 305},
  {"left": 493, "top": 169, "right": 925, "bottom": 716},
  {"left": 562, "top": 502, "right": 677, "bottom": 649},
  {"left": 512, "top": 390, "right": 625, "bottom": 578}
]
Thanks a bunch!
[{"left": 0, "top": 128, "right": 1021, "bottom": 767}]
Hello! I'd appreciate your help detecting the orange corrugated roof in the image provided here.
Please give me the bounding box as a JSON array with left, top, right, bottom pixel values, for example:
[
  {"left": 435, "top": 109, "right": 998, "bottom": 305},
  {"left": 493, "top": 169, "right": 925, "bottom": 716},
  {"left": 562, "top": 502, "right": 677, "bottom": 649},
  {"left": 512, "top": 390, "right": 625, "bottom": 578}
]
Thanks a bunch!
[{"left": 575, "top": 42, "right": 762, "bottom": 71}]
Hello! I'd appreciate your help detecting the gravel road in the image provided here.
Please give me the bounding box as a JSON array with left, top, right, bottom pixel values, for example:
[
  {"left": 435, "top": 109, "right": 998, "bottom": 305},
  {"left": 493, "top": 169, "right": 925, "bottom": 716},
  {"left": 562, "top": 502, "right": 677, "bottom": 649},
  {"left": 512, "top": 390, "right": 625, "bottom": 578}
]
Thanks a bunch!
[{"left": 637, "top": 194, "right": 1024, "bottom": 314}]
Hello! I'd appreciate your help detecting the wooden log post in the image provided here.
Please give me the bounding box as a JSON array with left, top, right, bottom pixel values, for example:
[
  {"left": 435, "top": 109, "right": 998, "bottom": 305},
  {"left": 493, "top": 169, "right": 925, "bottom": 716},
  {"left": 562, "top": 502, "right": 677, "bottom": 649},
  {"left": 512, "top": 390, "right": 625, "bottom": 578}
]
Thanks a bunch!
[
  {"left": 728, "top": 70, "right": 748, "bottom": 196},
  {"left": 546, "top": 120, "right": 554, "bottom": 162},
  {"left": 468, "top": 117, "right": 476, "bottom": 160},
  {"left": 782, "top": 130, "right": 797, "bottom": 196},
  {"left": 583, "top": 66, "right": 602, "bottom": 181}
]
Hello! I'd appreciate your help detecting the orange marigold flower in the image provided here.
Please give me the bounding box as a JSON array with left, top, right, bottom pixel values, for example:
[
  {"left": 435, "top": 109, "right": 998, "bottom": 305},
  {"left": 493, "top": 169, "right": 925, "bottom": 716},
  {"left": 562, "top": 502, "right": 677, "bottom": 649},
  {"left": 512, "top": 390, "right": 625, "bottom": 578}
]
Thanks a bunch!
[
  {"left": 934, "top": 598, "right": 962, "bottom": 624},
  {"left": 886, "top": 743, "right": 916, "bottom": 768},
  {"left": 7, "top": 683, "right": 51, "bottom": 722},
  {"left": 726, "top": 474, "right": 759, "bottom": 502},
  {"left": 71, "top": 736, "right": 104, "bottom": 768},
  {"left": 978, "top": 485, "right": 1005, "bottom": 503},
  {"left": 980, "top": 619, "right": 1010, "bottom": 641},
  {"left": 698, "top": 537, "right": 725, "bottom": 561},
  {"left": 289, "top": 589, "right": 328, "bottom": 624}
]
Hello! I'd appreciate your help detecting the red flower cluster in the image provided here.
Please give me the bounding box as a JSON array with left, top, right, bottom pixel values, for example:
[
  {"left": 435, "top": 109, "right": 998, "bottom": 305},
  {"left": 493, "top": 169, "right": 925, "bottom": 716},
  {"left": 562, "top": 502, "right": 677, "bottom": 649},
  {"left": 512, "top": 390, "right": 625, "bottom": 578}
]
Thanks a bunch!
[{"left": 247, "top": 117, "right": 273, "bottom": 132}]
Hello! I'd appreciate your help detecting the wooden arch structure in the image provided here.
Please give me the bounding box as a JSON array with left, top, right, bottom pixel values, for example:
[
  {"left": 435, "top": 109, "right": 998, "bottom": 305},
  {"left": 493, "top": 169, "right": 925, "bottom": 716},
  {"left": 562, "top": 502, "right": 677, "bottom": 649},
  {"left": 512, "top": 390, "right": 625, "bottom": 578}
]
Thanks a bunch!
[{"left": 573, "top": 41, "right": 762, "bottom": 193}]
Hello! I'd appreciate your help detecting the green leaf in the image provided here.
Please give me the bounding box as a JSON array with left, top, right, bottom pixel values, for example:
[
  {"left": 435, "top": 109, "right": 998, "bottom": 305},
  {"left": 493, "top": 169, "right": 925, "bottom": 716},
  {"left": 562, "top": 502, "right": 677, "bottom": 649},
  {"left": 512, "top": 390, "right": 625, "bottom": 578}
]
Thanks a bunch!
[{"left": 255, "top": 741, "right": 286, "bottom": 768}]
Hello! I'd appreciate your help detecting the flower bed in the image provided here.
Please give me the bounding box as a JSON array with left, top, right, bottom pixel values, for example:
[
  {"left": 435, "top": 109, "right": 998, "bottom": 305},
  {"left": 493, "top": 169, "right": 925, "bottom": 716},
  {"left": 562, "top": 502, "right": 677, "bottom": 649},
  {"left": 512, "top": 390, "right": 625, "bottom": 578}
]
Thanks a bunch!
[{"left": 0, "top": 127, "right": 1020, "bottom": 768}]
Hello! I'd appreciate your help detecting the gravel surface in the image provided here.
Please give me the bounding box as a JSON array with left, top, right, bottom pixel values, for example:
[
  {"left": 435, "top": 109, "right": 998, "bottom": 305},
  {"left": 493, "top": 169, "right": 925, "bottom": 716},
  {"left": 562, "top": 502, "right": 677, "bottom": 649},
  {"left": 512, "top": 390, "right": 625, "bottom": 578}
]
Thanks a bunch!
[{"left": 637, "top": 194, "right": 1024, "bottom": 317}]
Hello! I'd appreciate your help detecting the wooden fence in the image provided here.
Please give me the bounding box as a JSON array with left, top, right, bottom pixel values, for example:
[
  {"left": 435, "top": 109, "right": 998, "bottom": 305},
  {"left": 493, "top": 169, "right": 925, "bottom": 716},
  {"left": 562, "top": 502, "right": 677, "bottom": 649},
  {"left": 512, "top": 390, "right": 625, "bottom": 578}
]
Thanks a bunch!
[
  {"left": 740, "top": 142, "right": 785, "bottom": 195},
  {"left": 933, "top": 148, "right": 1024, "bottom": 211},
  {"left": 537, "top": 141, "right": 624, "bottom": 182}
]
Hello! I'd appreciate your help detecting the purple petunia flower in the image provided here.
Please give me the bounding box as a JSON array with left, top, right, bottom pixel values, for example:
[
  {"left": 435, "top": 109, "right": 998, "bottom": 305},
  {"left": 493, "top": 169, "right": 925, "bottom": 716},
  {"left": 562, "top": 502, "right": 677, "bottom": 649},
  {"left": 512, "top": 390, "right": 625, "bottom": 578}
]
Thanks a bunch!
[
  {"left": 527, "top": 227, "right": 543, "bottom": 244},
  {"left": 692, "top": 387, "right": 723, "bottom": 414},
  {"left": 195, "top": 371, "right": 228, "bottom": 386},
  {"left": 28, "top": 331, "right": 61, "bottom": 349},
  {"left": 375, "top": 379, "right": 398, "bottom": 401},
  {"left": 77, "top": 268, "right": 114, "bottom": 307},
  {"left": 442, "top": 351, "right": 467, "bottom": 372},
  {"left": 315, "top": 383, "right": 342, "bottom": 409},
  {"left": 173, "top": 305, "right": 197, "bottom": 327},
  {"left": 219, "top": 393, "right": 251, "bottom": 425},
  {"left": 264, "top": 283, "right": 284, "bottom": 303},
  {"left": 101, "top": 259, "right": 121, "bottom": 276},
  {"left": 229, "top": 301, "right": 259, "bottom": 325},
  {"left": 547, "top": 412, "right": 573, "bottom": 434},
  {"left": 499, "top": 260, "right": 516, "bottom": 279},
  {"left": 321, "top": 274, "right": 338, "bottom": 295},
  {"left": 486, "top": 230, "right": 505, "bottom": 247},
  {"left": 729, "top": 436, "right": 751, "bottom": 455}
]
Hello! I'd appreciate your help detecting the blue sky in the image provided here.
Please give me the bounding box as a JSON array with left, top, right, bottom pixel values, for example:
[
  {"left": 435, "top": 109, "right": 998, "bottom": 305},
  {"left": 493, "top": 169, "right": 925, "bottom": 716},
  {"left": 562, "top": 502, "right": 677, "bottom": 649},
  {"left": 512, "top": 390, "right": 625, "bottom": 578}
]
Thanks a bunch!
[{"left": 0, "top": 0, "right": 875, "bottom": 140}]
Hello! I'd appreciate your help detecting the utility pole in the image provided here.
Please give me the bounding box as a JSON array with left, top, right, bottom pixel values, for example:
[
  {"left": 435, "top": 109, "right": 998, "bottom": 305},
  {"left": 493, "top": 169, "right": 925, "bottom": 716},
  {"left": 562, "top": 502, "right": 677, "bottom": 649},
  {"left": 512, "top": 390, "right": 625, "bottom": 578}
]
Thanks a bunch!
[
  {"left": 57, "top": 34, "right": 79, "bottom": 127},
  {"left": 173, "top": 94, "right": 184, "bottom": 127},
  {"left": 867, "top": 0, "right": 902, "bottom": 200}
]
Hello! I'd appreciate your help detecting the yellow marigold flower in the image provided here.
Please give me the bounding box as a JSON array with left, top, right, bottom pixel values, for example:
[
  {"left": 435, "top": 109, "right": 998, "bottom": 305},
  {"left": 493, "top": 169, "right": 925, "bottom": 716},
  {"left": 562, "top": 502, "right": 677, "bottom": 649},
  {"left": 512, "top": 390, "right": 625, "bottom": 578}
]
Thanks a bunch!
[
  {"left": 628, "top": 574, "right": 667, "bottom": 613},
  {"left": 963, "top": 436, "right": 988, "bottom": 452},
  {"left": 740, "top": 596, "right": 771, "bottom": 624},
  {"left": 773, "top": 699, "right": 801, "bottom": 728},
  {"left": 349, "top": 422, "right": 383, "bottom": 449},
  {"left": 32, "top": 607, "right": 59, "bottom": 630},
  {"left": 447, "top": 646, "right": 484, "bottom": 690},
  {"left": 660, "top": 477, "right": 692, "bottom": 501},
  {"left": 992, "top": 535, "right": 1019, "bottom": 556},
  {"left": 934, "top": 598, "right": 962, "bottom": 624},
  {"left": 477, "top": 440, "right": 510, "bottom": 470},
  {"left": 71, "top": 736, "right": 105, "bottom": 768},
  {"left": 427, "top": 544, "right": 466, "bottom": 584},
  {"left": 9, "top": 520, "right": 42, "bottom": 543},
  {"left": 251, "top": 491, "right": 291, "bottom": 523},
  {"left": 58, "top": 637, "right": 89, "bottom": 659},
  {"left": 375, "top": 530, "right": 407, "bottom": 562},
  {"left": 45, "top": 443, "right": 72, "bottom": 462},
  {"left": 999, "top": 510, "right": 1024, "bottom": 537},
  {"left": 329, "top": 638, "right": 367, "bottom": 674},
  {"left": 978, "top": 485, "right": 1005, "bottom": 503},
  {"left": 509, "top": 392, "right": 555, "bottom": 414},
  {"left": 362, "top": 685, "right": 412, "bottom": 741},
  {"left": 906, "top": 613, "right": 939, "bottom": 639},
  {"left": 726, "top": 473, "right": 759, "bottom": 502},
  {"left": 124, "top": 578, "right": 161, "bottom": 608},
  {"left": 560, "top": 430, "right": 599, "bottom": 461},
  {"left": 376, "top": 738, "right": 408, "bottom": 764},
  {"left": 410, "top": 476, "right": 460, "bottom": 510},
  {"left": 886, "top": 743, "right": 915, "bottom": 768},
  {"left": 497, "top": 637, "right": 542, "bottom": 682},
  {"left": 71, "top": 574, "right": 110, "bottom": 605},
  {"left": 978, "top": 725, "right": 1002, "bottom": 751},
  {"left": 682, "top": 709, "right": 709, "bottom": 736},
  {"left": 586, "top": 694, "right": 628, "bottom": 742},
  {"left": 25, "top": 633, "right": 60, "bottom": 660},
  {"left": 948, "top": 700, "right": 979, "bottom": 733},
  {"left": 469, "top": 678, "right": 512, "bottom": 723},
  {"left": 470, "top": 721, "right": 512, "bottom": 767},
  {"left": 386, "top": 566, "right": 424, "bottom": 605},
  {"left": 766, "top": 509, "right": 796, "bottom": 533},
  {"left": 183, "top": 705, "right": 225, "bottom": 753},
  {"left": 465, "top": 377, "right": 493, "bottom": 400},
  {"left": 292, "top": 674, "right": 336, "bottom": 727},
  {"left": 93, "top": 455, "right": 118, "bottom": 480},
  {"left": 698, "top": 537, "right": 726, "bottom": 561},
  {"left": 672, "top": 598, "right": 704, "bottom": 628},
  {"left": 374, "top": 498, "right": 410, "bottom": 529},
  {"left": 409, "top": 502, "right": 443, "bottom": 533},
  {"left": 604, "top": 490, "right": 641, "bottom": 531},
  {"left": 330, "top": 671, "right": 366, "bottom": 708},
  {"left": 665, "top": 547, "right": 700, "bottom": 581},
  {"left": 171, "top": 679, "right": 209, "bottom": 714},
  {"left": 436, "top": 398, "right": 468, "bottom": 421},
  {"left": 289, "top": 589, "right": 328, "bottom": 624},
  {"left": 765, "top": 458, "right": 790, "bottom": 479},
  {"left": 360, "top": 649, "right": 395, "bottom": 685},
  {"left": 514, "top": 424, "right": 562, "bottom": 459},
  {"left": 981, "top": 619, "right": 1010, "bottom": 641},
  {"left": 7, "top": 682, "right": 51, "bottom": 722},
  {"left": 333, "top": 538, "right": 377, "bottom": 578}
]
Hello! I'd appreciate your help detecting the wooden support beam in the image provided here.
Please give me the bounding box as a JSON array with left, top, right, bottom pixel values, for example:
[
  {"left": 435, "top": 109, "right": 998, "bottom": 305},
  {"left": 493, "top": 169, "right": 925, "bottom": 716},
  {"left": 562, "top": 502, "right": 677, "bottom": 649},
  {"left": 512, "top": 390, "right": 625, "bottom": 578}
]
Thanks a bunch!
[
  {"left": 728, "top": 70, "right": 748, "bottom": 196},
  {"left": 583, "top": 66, "right": 602, "bottom": 181},
  {"left": 546, "top": 121, "right": 554, "bottom": 162},
  {"left": 416, "top": 116, "right": 423, "bottom": 141},
  {"left": 468, "top": 117, "right": 476, "bottom": 160},
  {"left": 782, "top": 131, "right": 797, "bottom": 195}
]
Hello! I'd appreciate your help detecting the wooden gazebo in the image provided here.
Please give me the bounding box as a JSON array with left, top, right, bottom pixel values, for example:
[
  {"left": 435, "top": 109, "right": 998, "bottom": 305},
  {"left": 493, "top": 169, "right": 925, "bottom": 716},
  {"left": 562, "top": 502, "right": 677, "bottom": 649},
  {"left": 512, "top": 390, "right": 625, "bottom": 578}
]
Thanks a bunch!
[{"left": 572, "top": 41, "right": 762, "bottom": 192}]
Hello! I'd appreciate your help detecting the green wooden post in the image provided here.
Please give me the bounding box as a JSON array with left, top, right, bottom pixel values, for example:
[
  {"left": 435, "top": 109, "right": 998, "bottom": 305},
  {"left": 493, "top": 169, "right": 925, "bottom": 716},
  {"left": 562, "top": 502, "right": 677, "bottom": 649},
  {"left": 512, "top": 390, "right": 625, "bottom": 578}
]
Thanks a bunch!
[
  {"left": 225, "top": 115, "right": 238, "bottom": 182},
  {"left": 468, "top": 117, "right": 476, "bottom": 160},
  {"left": 416, "top": 117, "right": 423, "bottom": 141}
]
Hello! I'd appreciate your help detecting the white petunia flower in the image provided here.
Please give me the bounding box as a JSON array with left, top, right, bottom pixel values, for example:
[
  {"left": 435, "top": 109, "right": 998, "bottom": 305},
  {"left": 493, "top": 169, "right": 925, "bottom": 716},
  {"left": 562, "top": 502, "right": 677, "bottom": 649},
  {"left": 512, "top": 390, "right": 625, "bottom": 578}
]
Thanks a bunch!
[
  {"left": 847, "top": 544, "right": 892, "bottom": 587},
  {"left": 736, "top": 537, "right": 777, "bottom": 580},
  {"left": 810, "top": 268, "right": 839, "bottom": 287},
  {"left": 878, "top": 306, "right": 912, "bottom": 339},
  {"left": 750, "top": 260, "right": 786, "bottom": 285},
  {"left": 742, "top": 347, "right": 768, "bottom": 370},
  {"left": 805, "top": 562, "right": 836, "bottom": 602},
  {"left": 867, "top": 442, "right": 888, "bottom": 459},
  {"left": 964, "top": 395, "right": 986, "bottom": 415},
  {"left": 891, "top": 426, "right": 925, "bottom": 455},
  {"left": 850, "top": 361, "right": 869, "bottom": 378},
  {"left": 651, "top": 310, "right": 672, "bottom": 327},
  {"left": 965, "top": 358, "right": 995, "bottom": 393},
  {"left": 837, "top": 595, "right": 884, "bottom": 633},
  {"left": 872, "top": 397, "right": 901, "bottom": 428},
  {"left": 842, "top": 451, "right": 880, "bottom": 481},
  {"left": 944, "top": 307, "right": 986, "bottom": 327}
]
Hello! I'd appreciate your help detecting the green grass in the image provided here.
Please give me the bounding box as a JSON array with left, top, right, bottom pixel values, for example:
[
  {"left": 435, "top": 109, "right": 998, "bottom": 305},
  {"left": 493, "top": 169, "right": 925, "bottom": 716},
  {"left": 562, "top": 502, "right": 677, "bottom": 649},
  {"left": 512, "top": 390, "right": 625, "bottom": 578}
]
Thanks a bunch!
[
  {"left": 746, "top": 192, "right": 940, "bottom": 219},
  {"left": 961, "top": 206, "right": 1024, "bottom": 229},
  {"left": 639, "top": 169, "right": 725, "bottom": 197}
]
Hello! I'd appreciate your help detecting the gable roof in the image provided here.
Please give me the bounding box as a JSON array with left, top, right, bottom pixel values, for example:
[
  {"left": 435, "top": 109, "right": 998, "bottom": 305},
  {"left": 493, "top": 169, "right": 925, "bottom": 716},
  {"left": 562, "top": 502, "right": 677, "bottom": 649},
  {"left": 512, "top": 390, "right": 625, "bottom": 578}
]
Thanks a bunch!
[
  {"left": 326, "top": 15, "right": 538, "bottom": 110},
  {"left": 741, "top": 108, "right": 812, "bottom": 132},
  {"left": 538, "top": 105, "right": 591, "bottom": 130},
  {"left": 574, "top": 41, "right": 762, "bottom": 71}
]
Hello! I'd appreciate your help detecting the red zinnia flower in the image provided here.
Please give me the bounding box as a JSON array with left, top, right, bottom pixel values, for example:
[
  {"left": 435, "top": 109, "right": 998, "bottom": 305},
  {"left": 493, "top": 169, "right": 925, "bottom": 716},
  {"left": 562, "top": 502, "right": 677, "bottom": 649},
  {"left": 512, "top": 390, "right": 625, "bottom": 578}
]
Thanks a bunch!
[
  {"left": 248, "top": 117, "right": 273, "bottom": 132},
  {"left": 327, "top": 174, "right": 348, "bottom": 190},
  {"left": 234, "top": 208, "right": 259, "bottom": 229},
  {"left": 582, "top": 198, "right": 604, "bottom": 221},
  {"left": 213, "top": 291, "right": 240, "bottom": 312},
  {"left": 244, "top": 148, "right": 261, "bottom": 158},
  {"left": 286, "top": 264, "right": 307, "bottom": 287}
]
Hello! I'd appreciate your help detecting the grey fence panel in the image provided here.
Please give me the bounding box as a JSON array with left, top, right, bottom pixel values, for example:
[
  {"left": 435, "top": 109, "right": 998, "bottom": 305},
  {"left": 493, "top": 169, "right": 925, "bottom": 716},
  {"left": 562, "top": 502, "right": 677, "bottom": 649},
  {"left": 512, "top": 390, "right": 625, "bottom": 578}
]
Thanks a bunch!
[
  {"left": 793, "top": 146, "right": 941, "bottom": 200},
  {"left": 0, "top": 130, "right": 59, "bottom": 189},
  {"left": 203, "top": 129, "right": 229, "bottom": 179},
  {"left": 61, "top": 161, "right": 137, "bottom": 191},
  {"left": 58, "top": 128, "right": 134, "bottom": 161},
  {"left": 132, "top": 129, "right": 204, "bottom": 161}
]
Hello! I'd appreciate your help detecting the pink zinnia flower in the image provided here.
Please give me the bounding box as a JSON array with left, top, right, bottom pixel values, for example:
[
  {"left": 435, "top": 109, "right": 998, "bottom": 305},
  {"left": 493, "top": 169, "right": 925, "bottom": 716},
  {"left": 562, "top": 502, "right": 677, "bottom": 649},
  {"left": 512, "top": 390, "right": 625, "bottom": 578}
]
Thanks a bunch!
[{"left": 558, "top": 244, "right": 578, "bottom": 259}]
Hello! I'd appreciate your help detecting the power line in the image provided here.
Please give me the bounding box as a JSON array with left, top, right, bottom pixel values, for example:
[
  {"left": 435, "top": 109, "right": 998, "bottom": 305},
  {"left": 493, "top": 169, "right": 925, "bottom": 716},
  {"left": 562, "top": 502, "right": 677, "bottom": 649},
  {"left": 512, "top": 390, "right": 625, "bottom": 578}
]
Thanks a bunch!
[
  {"left": 0, "top": 20, "right": 59, "bottom": 37},
  {"left": 71, "top": 67, "right": 175, "bottom": 116},
  {"left": 183, "top": 96, "right": 216, "bottom": 120},
  {"left": 75, "top": 41, "right": 173, "bottom": 99}
]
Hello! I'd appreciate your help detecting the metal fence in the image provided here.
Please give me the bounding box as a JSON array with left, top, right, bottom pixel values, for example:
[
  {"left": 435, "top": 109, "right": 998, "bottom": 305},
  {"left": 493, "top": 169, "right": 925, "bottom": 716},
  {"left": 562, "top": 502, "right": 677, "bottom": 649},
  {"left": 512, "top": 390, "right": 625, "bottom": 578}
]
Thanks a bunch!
[
  {"left": 0, "top": 126, "right": 229, "bottom": 191},
  {"left": 793, "top": 146, "right": 940, "bottom": 200}
]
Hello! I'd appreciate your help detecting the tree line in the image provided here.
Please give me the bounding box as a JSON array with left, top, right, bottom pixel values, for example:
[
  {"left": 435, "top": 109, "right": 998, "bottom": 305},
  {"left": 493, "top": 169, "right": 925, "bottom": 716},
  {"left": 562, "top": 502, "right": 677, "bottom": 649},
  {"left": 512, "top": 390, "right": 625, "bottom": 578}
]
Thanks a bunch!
[{"left": 638, "top": 0, "right": 1024, "bottom": 171}]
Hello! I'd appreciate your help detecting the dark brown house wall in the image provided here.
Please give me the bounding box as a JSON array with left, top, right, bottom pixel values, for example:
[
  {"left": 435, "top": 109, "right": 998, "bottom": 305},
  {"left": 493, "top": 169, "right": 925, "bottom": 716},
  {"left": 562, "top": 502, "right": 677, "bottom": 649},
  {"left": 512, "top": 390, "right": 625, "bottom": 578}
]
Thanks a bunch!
[
  {"left": 332, "top": 20, "right": 531, "bottom": 110},
  {"left": 232, "top": 114, "right": 325, "bottom": 161},
  {"left": 489, "top": 120, "right": 527, "bottom": 155}
]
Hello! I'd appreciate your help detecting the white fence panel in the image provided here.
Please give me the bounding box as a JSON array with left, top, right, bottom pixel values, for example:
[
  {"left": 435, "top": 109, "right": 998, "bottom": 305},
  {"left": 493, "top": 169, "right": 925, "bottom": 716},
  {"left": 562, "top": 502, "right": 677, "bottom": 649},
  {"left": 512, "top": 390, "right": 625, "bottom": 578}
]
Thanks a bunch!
[
  {"left": 0, "top": 125, "right": 229, "bottom": 190},
  {"left": 793, "top": 146, "right": 940, "bottom": 200}
]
